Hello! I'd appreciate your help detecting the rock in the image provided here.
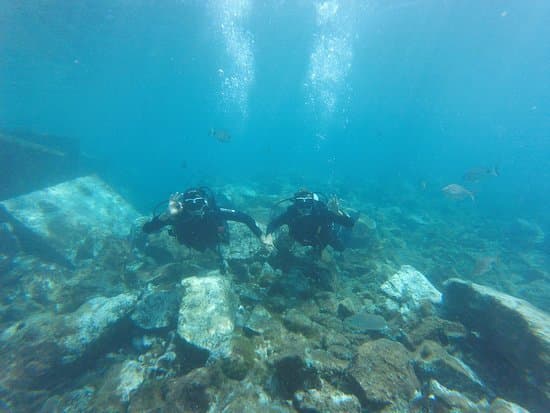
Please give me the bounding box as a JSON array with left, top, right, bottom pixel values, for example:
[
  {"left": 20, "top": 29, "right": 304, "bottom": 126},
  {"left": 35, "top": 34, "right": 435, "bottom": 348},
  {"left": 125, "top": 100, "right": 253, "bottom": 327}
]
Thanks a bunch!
[
  {"left": 283, "top": 309, "right": 321, "bottom": 337},
  {"left": 414, "top": 340, "right": 486, "bottom": 399},
  {"left": 144, "top": 262, "right": 184, "bottom": 285},
  {"left": 219, "top": 335, "right": 255, "bottom": 381},
  {"left": 244, "top": 304, "right": 273, "bottom": 336},
  {"left": 165, "top": 367, "right": 213, "bottom": 412},
  {"left": 40, "top": 386, "right": 96, "bottom": 413},
  {"left": 380, "top": 265, "right": 442, "bottom": 321},
  {"left": 321, "top": 331, "right": 353, "bottom": 361},
  {"left": 347, "top": 338, "right": 420, "bottom": 411},
  {"left": 116, "top": 360, "right": 145, "bottom": 403},
  {"left": 490, "top": 398, "right": 531, "bottom": 413},
  {"left": 177, "top": 274, "right": 237, "bottom": 358},
  {"left": 408, "top": 316, "right": 468, "bottom": 346},
  {"left": 0, "top": 293, "right": 136, "bottom": 411},
  {"left": 214, "top": 382, "right": 294, "bottom": 413},
  {"left": 130, "top": 289, "right": 180, "bottom": 330},
  {"left": 444, "top": 279, "right": 550, "bottom": 410},
  {"left": 305, "top": 349, "right": 349, "bottom": 381},
  {"left": 62, "top": 293, "right": 137, "bottom": 363},
  {"left": 315, "top": 292, "right": 339, "bottom": 315},
  {"left": 427, "top": 379, "right": 488, "bottom": 413},
  {"left": 294, "top": 382, "right": 361, "bottom": 413},
  {"left": 272, "top": 352, "right": 321, "bottom": 399},
  {"left": 0, "top": 175, "right": 139, "bottom": 266},
  {"left": 337, "top": 296, "right": 361, "bottom": 318}
]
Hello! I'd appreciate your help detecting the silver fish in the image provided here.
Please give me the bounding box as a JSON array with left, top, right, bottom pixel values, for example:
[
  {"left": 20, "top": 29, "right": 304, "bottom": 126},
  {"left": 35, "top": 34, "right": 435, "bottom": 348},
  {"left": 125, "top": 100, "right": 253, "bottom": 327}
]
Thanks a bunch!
[
  {"left": 209, "top": 128, "right": 231, "bottom": 143},
  {"left": 442, "top": 184, "right": 475, "bottom": 201},
  {"left": 463, "top": 166, "right": 499, "bottom": 182}
]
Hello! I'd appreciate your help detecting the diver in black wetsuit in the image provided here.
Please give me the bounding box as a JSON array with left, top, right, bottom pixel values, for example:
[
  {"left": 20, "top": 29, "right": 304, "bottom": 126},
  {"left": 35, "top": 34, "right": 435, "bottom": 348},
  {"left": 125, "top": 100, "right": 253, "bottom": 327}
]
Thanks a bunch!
[
  {"left": 267, "top": 190, "right": 356, "bottom": 253},
  {"left": 142, "top": 187, "right": 264, "bottom": 269}
]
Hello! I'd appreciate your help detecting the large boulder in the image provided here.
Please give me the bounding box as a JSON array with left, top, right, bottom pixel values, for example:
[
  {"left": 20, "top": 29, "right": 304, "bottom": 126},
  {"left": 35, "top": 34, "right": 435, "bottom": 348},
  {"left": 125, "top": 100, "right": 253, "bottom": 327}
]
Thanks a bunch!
[
  {"left": 177, "top": 274, "right": 238, "bottom": 358},
  {"left": 0, "top": 175, "right": 139, "bottom": 266},
  {"left": 381, "top": 265, "right": 442, "bottom": 321},
  {"left": 444, "top": 279, "right": 549, "bottom": 412},
  {"left": 347, "top": 338, "right": 420, "bottom": 411}
]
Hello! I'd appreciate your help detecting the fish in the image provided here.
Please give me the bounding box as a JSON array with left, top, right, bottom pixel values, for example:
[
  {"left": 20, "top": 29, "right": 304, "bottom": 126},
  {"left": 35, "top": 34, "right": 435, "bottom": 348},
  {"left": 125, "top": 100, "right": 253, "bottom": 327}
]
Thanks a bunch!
[
  {"left": 442, "top": 184, "right": 475, "bottom": 201},
  {"left": 473, "top": 255, "right": 499, "bottom": 276},
  {"left": 209, "top": 128, "right": 231, "bottom": 143},
  {"left": 462, "top": 166, "right": 499, "bottom": 182}
]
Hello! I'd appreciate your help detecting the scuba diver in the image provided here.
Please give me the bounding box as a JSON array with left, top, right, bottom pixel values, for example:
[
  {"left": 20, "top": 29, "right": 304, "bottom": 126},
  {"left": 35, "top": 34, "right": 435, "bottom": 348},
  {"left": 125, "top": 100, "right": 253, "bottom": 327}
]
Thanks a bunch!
[
  {"left": 267, "top": 189, "right": 357, "bottom": 254},
  {"left": 142, "top": 187, "right": 265, "bottom": 271}
]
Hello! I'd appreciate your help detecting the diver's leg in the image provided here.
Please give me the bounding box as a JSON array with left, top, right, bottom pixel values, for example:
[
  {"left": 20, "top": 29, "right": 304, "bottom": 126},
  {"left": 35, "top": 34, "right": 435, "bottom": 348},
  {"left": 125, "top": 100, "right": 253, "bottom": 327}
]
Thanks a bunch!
[{"left": 328, "top": 227, "right": 345, "bottom": 252}]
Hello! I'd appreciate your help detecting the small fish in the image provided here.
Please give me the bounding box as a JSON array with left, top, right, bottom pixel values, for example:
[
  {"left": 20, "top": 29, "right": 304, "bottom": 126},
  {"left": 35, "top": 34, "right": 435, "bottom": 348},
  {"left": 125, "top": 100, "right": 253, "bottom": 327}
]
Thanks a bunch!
[
  {"left": 462, "top": 166, "right": 499, "bottom": 182},
  {"left": 473, "top": 255, "right": 499, "bottom": 276},
  {"left": 442, "top": 184, "right": 475, "bottom": 201},
  {"left": 210, "top": 128, "right": 231, "bottom": 143}
]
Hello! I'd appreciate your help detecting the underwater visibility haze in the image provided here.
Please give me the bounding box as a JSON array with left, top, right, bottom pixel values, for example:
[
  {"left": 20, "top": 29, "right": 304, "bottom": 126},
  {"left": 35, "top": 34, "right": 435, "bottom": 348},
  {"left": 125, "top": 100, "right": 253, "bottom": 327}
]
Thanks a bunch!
[{"left": 0, "top": 1, "right": 549, "bottom": 412}]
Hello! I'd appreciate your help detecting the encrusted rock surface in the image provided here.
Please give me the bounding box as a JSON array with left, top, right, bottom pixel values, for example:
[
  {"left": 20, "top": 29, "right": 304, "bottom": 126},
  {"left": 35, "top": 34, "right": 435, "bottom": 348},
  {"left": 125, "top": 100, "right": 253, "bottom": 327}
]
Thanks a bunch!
[
  {"left": 294, "top": 382, "right": 361, "bottom": 413},
  {"left": 0, "top": 293, "right": 136, "bottom": 410},
  {"left": 347, "top": 338, "right": 420, "bottom": 411},
  {"left": 130, "top": 289, "right": 180, "bottom": 330},
  {"left": 414, "top": 340, "right": 486, "bottom": 399},
  {"left": 117, "top": 360, "right": 146, "bottom": 402},
  {"left": 62, "top": 293, "right": 137, "bottom": 363},
  {"left": 427, "top": 379, "right": 488, "bottom": 413},
  {"left": 177, "top": 274, "right": 238, "bottom": 358}
]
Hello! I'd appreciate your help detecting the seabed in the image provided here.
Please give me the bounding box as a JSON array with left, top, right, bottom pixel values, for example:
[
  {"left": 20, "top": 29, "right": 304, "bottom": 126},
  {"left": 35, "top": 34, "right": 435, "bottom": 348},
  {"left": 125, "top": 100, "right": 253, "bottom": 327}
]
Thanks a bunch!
[{"left": 0, "top": 173, "right": 548, "bottom": 413}]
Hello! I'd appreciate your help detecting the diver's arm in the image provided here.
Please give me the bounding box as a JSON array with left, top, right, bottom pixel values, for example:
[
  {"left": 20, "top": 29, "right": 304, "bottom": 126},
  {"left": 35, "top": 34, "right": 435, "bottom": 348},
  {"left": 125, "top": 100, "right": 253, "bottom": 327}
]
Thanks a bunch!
[
  {"left": 219, "top": 208, "right": 263, "bottom": 238},
  {"left": 328, "top": 210, "right": 356, "bottom": 228},
  {"left": 266, "top": 211, "right": 290, "bottom": 234},
  {"left": 142, "top": 213, "right": 171, "bottom": 234}
]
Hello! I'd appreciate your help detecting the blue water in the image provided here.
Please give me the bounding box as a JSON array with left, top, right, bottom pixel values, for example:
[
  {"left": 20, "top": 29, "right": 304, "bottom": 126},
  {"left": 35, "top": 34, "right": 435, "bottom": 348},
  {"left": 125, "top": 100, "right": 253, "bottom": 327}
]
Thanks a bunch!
[
  {"left": 2, "top": 1, "right": 548, "bottom": 218},
  {"left": 0, "top": 1, "right": 547, "bottom": 221}
]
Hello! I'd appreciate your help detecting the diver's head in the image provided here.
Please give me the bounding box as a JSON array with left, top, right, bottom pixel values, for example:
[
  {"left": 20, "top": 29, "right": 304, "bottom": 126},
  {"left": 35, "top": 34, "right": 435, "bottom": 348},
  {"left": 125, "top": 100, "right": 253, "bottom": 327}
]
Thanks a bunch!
[
  {"left": 293, "top": 190, "right": 319, "bottom": 216},
  {"left": 182, "top": 188, "right": 210, "bottom": 217}
]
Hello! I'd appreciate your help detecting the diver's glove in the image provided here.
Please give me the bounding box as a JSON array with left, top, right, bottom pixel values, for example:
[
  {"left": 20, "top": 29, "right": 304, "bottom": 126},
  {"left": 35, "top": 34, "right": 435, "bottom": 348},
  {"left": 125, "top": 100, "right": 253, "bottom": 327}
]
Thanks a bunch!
[{"left": 142, "top": 216, "right": 162, "bottom": 234}]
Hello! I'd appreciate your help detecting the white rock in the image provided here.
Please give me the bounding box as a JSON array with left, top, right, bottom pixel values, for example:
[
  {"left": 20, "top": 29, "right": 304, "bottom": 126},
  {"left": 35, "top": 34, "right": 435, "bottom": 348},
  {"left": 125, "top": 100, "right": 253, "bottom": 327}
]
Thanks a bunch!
[
  {"left": 177, "top": 274, "right": 237, "bottom": 358},
  {"left": 116, "top": 360, "right": 145, "bottom": 403},
  {"left": 380, "top": 265, "right": 442, "bottom": 319}
]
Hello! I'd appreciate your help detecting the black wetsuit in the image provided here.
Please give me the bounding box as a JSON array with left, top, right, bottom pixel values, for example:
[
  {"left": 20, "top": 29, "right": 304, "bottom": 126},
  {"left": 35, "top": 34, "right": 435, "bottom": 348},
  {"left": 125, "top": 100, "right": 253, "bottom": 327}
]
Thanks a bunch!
[
  {"left": 267, "top": 202, "right": 355, "bottom": 251},
  {"left": 143, "top": 207, "right": 262, "bottom": 252}
]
